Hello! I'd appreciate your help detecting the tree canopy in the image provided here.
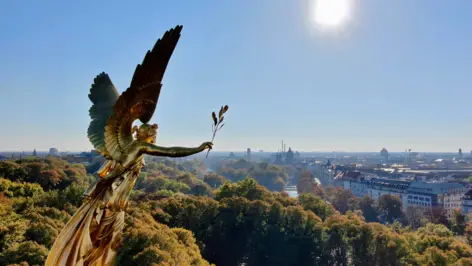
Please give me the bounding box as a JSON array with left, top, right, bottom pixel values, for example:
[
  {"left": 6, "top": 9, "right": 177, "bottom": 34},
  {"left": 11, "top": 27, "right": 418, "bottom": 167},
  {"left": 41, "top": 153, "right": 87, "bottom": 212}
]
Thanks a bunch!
[{"left": 0, "top": 157, "right": 472, "bottom": 265}]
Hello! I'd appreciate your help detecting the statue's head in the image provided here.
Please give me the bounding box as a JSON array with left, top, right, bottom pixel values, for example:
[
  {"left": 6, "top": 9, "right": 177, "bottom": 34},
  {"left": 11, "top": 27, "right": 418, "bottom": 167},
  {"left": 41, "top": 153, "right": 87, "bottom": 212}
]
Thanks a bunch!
[{"left": 133, "top": 123, "right": 158, "bottom": 144}]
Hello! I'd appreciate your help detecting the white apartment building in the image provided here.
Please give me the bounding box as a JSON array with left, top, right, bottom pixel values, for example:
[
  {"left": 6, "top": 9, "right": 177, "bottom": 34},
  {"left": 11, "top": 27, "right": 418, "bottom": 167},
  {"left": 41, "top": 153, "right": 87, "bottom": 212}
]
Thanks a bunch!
[
  {"left": 334, "top": 171, "right": 469, "bottom": 216},
  {"left": 461, "top": 189, "right": 472, "bottom": 215},
  {"left": 407, "top": 181, "right": 468, "bottom": 217}
]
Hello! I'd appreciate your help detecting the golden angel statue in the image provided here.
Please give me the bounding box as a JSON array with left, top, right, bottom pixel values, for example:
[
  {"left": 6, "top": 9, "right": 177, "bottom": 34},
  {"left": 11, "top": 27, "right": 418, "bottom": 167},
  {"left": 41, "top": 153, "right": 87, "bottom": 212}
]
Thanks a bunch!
[{"left": 45, "top": 25, "right": 213, "bottom": 266}]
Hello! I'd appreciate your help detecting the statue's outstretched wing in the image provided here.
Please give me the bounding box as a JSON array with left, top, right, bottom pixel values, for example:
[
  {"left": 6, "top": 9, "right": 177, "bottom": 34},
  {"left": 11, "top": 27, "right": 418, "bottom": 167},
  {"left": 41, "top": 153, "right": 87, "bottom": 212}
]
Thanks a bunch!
[
  {"left": 104, "top": 25, "right": 183, "bottom": 163},
  {"left": 87, "top": 73, "right": 120, "bottom": 158}
]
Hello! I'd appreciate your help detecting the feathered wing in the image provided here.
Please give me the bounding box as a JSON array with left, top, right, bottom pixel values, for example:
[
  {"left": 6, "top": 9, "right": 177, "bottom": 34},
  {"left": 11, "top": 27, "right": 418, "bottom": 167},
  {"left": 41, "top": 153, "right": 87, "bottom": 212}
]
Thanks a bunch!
[
  {"left": 104, "top": 25, "right": 183, "bottom": 163},
  {"left": 87, "top": 73, "right": 120, "bottom": 158}
]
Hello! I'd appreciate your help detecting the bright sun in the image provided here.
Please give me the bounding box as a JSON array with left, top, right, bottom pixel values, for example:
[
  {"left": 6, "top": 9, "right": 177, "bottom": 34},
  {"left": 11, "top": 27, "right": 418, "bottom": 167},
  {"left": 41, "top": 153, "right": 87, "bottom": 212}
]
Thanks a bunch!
[{"left": 314, "top": 0, "right": 351, "bottom": 27}]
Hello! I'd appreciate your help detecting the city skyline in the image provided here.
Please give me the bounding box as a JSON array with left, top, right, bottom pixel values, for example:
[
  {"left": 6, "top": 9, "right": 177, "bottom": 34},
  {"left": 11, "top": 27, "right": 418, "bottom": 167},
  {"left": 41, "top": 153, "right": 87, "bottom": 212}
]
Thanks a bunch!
[
  {"left": 1, "top": 145, "right": 470, "bottom": 154},
  {"left": 1, "top": 1, "right": 472, "bottom": 152}
]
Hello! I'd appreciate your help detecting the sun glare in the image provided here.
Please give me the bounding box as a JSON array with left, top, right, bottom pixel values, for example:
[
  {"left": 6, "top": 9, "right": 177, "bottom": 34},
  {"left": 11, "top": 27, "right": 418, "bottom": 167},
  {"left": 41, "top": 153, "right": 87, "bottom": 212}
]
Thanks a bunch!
[{"left": 313, "top": 0, "right": 351, "bottom": 27}]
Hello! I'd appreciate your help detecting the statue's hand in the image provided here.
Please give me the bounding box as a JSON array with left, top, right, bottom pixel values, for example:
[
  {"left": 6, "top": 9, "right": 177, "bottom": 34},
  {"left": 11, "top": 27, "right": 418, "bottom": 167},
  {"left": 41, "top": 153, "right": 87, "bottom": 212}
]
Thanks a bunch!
[{"left": 200, "top": 142, "right": 213, "bottom": 151}]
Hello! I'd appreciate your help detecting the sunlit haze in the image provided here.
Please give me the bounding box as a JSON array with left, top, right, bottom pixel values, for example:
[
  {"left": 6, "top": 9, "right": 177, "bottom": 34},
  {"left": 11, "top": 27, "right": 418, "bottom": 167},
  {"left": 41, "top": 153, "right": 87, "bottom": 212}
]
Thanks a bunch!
[
  {"left": 313, "top": 0, "right": 351, "bottom": 26},
  {"left": 1, "top": 0, "right": 472, "bottom": 153}
]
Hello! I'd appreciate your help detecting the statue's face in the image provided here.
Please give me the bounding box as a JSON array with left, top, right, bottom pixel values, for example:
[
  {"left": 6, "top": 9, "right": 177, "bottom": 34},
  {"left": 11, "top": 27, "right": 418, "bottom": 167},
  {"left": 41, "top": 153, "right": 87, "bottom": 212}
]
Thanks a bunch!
[{"left": 136, "top": 124, "right": 158, "bottom": 144}]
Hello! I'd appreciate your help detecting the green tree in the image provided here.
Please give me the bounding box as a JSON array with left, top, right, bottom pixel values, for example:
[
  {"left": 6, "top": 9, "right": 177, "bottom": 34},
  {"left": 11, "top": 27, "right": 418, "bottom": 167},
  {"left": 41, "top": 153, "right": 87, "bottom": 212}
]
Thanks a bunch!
[
  {"left": 298, "top": 193, "right": 334, "bottom": 220},
  {"left": 0, "top": 205, "right": 28, "bottom": 252},
  {"left": 405, "top": 206, "right": 427, "bottom": 229},
  {"left": 417, "top": 222, "right": 453, "bottom": 237},
  {"left": 0, "top": 241, "right": 49, "bottom": 266},
  {"left": 359, "top": 195, "right": 379, "bottom": 222},
  {"left": 451, "top": 208, "right": 467, "bottom": 235},
  {"left": 117, "top": 208, "right": 211, "bottom": 266}
]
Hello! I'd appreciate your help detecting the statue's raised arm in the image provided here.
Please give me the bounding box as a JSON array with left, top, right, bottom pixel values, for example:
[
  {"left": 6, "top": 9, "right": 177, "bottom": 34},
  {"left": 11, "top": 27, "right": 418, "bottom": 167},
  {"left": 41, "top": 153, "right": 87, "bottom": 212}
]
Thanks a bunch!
[
  {"left": 139, "top": 139, "right": 213, "bottom": 157},
  {"left": 46, "top": 25, "right": 213, "bottom": 266},
  {"left": 103, "top": 25, "right": 210, "bottom": 167}
]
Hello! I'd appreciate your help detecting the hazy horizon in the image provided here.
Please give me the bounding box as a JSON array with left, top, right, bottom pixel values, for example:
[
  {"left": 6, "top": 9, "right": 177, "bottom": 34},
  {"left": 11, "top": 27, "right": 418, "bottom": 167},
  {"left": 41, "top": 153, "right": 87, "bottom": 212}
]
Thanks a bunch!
[
  {"left": 0, "top": 149, "right": 465, "bottom": 155},
  {"left": 1, "top": 0, "right": 472, "bottom": 152}
]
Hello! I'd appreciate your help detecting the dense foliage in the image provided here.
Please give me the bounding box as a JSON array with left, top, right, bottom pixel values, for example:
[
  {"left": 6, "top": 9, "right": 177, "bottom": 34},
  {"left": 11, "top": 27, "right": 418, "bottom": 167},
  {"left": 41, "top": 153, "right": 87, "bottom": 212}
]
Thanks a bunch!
[
  {"left": 0, "top": 158, "right": 211, "bottom": 266},
  {"left": 215, "top": 159, "right": 288, "bottom": 191},
  {"left": 1, "top": 157, "right": 472, "bottom": 265}
]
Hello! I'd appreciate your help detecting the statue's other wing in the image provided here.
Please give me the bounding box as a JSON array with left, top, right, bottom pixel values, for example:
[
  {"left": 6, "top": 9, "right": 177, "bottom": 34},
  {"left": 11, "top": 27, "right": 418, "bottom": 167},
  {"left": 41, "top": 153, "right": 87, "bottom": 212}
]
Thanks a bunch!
[
  {"left": 87, "top": 73, "right": 120, "bottom": 158},
  {"left": 104, "top": 25, "right": 183, "bottom": 163}
]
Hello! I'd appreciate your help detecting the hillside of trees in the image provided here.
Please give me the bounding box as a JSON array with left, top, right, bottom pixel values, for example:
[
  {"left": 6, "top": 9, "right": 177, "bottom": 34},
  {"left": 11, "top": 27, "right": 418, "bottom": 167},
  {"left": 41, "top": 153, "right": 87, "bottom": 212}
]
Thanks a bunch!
[{"left": 1, "top": 157, "right": 472, "bottom": 265}]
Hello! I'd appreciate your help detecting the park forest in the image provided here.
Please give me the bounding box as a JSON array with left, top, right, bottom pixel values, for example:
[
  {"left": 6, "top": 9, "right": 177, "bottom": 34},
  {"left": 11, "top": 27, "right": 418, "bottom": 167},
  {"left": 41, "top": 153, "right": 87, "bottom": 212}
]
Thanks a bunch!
[{"left": 1, "top": 157, "right": 472, "bottom": 266}]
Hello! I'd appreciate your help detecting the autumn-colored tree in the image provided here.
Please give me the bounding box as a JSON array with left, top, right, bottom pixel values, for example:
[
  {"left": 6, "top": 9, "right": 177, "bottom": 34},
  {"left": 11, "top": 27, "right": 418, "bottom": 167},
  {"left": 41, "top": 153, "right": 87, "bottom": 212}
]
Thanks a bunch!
[
  {"left": 203, "top": 172, "right": 226, "bottom": 188},
  {"left": 0, "top": 241, "right": 49, "bottom": 266},
  {"left": 377, "top": 194, "right": 405, "bottom": 224},
  {"left": 465, "top": 221, "right": 472, "bottom": 245},
  {"left": 3, "top": 158, "right": 472, "bottom": 265},
  {"left": 37, "top": 170, "right": 63, "bottom": 189},
  {"left": 190, "top": 182, "right": 212, "bottom": 196},
  {"left": 25, "top": 162, "right": 48, "bottom": 184},
  {"left": 23, "top": 207, "right": 69, "bottom": 248},
  {"left": 297, "top": 171, "right": 324, "bottom": 198},
  {"left": 425, "top": 206, "right": 450, "bottom": 227},
  {"left": 325, "top": 187, "right": 359, "bottom": 214},
  {"left": 0, "top": 161, "right": 28, "bottom": 182}
]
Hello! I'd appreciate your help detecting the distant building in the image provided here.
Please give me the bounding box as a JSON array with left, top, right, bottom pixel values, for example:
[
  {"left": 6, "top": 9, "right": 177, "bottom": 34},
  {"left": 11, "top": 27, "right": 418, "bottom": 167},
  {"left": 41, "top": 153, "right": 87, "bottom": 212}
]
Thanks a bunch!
[
  {"left": 334, "top": 171, "right": 468, "bottom": 216},
  {"left": 310, "top": 160, "right": 335, "bottom": 185},
  {"left": 49, "top": 148, "right": 59, "bottom": 156},
  {"left": 32, "top": 149, "right": 37, "bottom": 157},
  {"left": 335, "top": 171, "right": 408, "bottom": 200},
  {"left": 334, "top": 171, "right": 363, "bottom": 195},
  {"left": 461, "top": 189, "right": 472, "bottom": 215},
  {"left": 459, "top": 148, "right": 463, "bottom": 159},
  {"left": 285, "top": 147, "right": 294, "bottom": 164},
  {"left": 274, "top": 153, "right": 284, "bottom": 165},
  {"left": 407, "top": 181, "right": 467, "bottom": 217},
  {"left": 62, "top": 150, "right": 103, "bottom": 165},
  {"left": 380, "top": 148, "right": 389, "bottom": 162},
  {"left": 247, "top": 148, "right": 251, "bottom": 161},
  {"left": 63, "top": 154, "right": 90, "bottom": 164},
  {"left": 363, "top": 178, "right": 409, "bottom": 202}
]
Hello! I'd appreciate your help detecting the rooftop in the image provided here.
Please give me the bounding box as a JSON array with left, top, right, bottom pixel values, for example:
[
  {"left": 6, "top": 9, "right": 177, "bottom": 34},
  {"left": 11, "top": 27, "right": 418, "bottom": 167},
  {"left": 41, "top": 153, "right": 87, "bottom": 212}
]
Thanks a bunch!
[
  {"left": 362, "top": 178, "right": 410, "bottom": 190},
  {"left": 408, "top": 181, "right": 467, "bottom": 194},
  {"left": 462, "top": 189, "right": 472, "bottom": 200}
]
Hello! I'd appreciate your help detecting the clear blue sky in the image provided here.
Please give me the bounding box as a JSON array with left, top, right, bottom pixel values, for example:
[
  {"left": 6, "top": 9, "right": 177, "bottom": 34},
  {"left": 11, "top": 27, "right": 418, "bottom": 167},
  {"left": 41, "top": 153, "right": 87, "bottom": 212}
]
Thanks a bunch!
[{"left": 1, "top": 0, "right": 472, "bottom": 152}]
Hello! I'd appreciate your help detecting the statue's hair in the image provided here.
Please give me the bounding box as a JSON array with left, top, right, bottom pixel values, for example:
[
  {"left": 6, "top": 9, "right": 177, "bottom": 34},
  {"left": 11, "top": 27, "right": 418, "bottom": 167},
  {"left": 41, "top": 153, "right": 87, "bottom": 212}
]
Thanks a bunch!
[{"left": 133, "top": 123, "right": 158, "bottom": 140}]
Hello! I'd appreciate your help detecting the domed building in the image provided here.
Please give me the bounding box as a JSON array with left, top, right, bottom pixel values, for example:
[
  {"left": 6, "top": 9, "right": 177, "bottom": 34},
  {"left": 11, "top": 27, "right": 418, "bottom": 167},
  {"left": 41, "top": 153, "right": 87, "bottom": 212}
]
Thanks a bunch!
[
  {"left": 285, "top": 147, "right": 294, "bottom": 164},
  {"left": 380, "top": 148, "right": 389, "bottom": 162}
]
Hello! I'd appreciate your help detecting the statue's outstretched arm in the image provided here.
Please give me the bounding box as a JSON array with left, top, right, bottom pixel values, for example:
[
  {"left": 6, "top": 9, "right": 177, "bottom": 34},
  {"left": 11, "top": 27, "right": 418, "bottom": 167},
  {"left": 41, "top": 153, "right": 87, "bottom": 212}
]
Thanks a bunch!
[{"left": 139, "top": 142, "right": 212, "bottom": 158}]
